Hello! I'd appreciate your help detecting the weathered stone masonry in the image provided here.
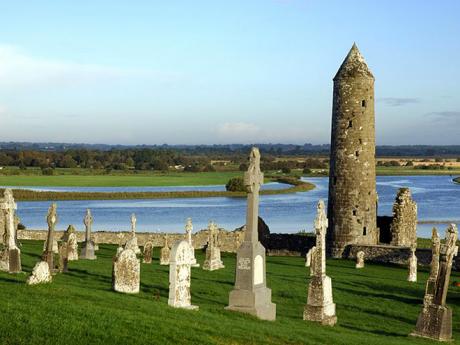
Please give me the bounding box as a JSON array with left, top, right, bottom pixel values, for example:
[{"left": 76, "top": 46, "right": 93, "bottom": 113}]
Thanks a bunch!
[{"left": 327, "top": 43, "right": 378, "bottom": 257}]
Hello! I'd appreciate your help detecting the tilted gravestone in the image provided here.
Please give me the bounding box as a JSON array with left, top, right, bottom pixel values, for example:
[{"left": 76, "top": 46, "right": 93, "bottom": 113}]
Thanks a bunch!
[
  {"left": 168, "top": 240, "right": 198, "bottom": 310},
  {"left": 303, "top": 200, "right": 337, "bottom": 326},
  {"left": 27, "top": 261, "right": 52, "bottom": 285},
  {"left": 226, "top": 147, "right": 276, "bottom": 321},
  {"left": 143, "top": 241, "right": 153, "bottom": 264},
  {"left": 112, "top": 248, "right": 140, "bottom": 294},
  {"left": 58, "top": 242, "right": 69, "bottom": 273},
  {"left": 411, "top": 225, "right": 458, "bottom": 342},
  {"left": 203, "top": 221, "right": 225, "bottom": 271},
  {"left": 42, "top": 203, "right": 58, "bottom": 272},
  {"left": 80, "top": 209, "right": 97, "bottom": 260}
]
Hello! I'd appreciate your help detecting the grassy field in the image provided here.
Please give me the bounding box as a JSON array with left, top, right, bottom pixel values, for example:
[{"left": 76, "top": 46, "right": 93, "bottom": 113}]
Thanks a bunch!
[
  {"left": 376, "top": 166, "right": 460, "bottom": 176},
  {"left": 2, "top": 240, "right": 460, "bottom": 344}
]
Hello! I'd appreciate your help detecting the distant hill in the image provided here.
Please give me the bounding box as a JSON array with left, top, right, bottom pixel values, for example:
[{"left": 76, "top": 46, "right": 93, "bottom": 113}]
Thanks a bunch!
[{"left": 1, "top": 142, "right": 460, "bottom": 157}]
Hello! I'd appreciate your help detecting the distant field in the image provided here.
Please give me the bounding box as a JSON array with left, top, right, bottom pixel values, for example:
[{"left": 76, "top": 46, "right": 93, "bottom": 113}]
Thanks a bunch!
[
  {"left": 0, "top": 171, "right": 243, "bottom": 187},
  {"left": 2, "top": 240, "right": 459, "bottom": 345},
  {"left": 376, "top": 166, "right": 460, "bottom": 176}
]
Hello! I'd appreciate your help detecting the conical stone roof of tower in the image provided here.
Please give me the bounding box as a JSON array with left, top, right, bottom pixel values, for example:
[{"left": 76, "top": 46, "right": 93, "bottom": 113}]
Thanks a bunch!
[{"left": 333, "top": 43, "right": 374, "bottom": 81}]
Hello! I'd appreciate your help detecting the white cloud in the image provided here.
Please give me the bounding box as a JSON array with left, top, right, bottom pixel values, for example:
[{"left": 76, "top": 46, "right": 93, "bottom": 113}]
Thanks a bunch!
[
  {"left": 217, "top": 122, "right": 261, "bottom": 137},
  {"left": 0, "top": 44, "right": 178, "bottom": 88}
]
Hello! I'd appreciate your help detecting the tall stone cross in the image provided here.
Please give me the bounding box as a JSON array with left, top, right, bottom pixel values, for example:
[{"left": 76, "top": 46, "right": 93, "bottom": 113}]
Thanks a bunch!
[
  {"left": 226, "top": 147, "right": 276, "bottom": 321},
  {"left": 244, "top": 147, "right": 263, "bottom": 243},
  {"left": 84, "top": 209, "right": 93, "bottom": 242},
  {"left": 1, "top": 189, "right": 18, "bottom": 249},
  {"left": 313, "top": 200, "right": 328, "bottom": 277},
  {"left": 185, "top": 218, "right": 193, "bottom": 245},
  {"left": 131, "top": 213, "right": 137, "bottom": 234}
]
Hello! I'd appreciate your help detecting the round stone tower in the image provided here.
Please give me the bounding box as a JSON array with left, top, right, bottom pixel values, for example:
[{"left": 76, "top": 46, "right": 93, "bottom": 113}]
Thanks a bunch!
[{"left": 327, "top": 43, "right": 378, "bottom": 258}]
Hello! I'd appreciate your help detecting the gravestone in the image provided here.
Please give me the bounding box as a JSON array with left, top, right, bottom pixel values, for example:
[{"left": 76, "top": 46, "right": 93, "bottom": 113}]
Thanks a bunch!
[
  {"left": 185, "top": 218, "right": 199, "bottom": 267},
  {"left": 124, "top": 213, "right": 141, "bottom": 255},
  {"left": 303, "top": 200, "right": 337, "bottom": 326},
  {"left": 356, "top": 251, "right": 365, "bottom": 269},
  {"left": 411, "top": 225, "right": 458, "bottom": 342},
  {"left": 27, "top": 261, "right": 52, "bottom": 285},
  {"left": 306, "top": 247, "right": 317, "bottom": 276},
  {"left": 168, "top": 240, "right": 198, "bottom": 310},
  {"left": 58, "top": 242, "right": 69, "bottom": 273},
  {"left": 42, "top": 203, "right": 58, "bottom": 272},
  {"left": 226, "top": 147, "right": 276, "bottom": 321},
  {"left": 160, "top": 235, "right": 171, "bottom": 265},
  {"left": 203, "top": 221, "right": 225, "bottom": 271},
  {"left": 143, "top": 241, "right": 153, "bottom": 264},
  {"left": 0, "top": 189, "right": 22, "bottom": 273},
  {"left": 66, "top": 225, "right": 79, "bottom": 261},
  {"left": 408, "top": 246, "right": 417, "bottom": 283},
  {"left": 80, "top": 209, "right": 97, "bottom": 260},
  {"left": 112, "top": 248, "right": 140, "bottom": 294}
]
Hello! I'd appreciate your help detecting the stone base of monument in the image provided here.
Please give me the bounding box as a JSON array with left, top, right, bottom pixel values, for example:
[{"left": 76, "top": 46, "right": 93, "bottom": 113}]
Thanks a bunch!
[
  {"left": 226, "top": 286, "right": 276, "bottom": 321},
  {"left": 8, "top": 248, "right": 22, "bottom": 273},
  {"left": 168, "top": 302, "right": 199, "bottom": 311},
  {"left": 411, "top": 305, "right": 452, "bottom": 342},
  {"left": 80, "top": 242, "right": 97, "bottom": 260},
  {"left": 303, "top": 276, "right": 337, "bottom": 326},
  {"left": 202, "top": 259, "right": 224, "bottom": 271}
]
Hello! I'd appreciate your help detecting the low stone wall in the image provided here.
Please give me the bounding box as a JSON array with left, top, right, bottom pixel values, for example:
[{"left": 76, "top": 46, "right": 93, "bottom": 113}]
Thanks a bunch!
[
  {"left": 347, "top": 244, "right": 460, "bottom": 270},
  {"left": 18, "top": 228, "right": 244, "bottom": 253},
  {"left": 266, "top": 233, "right": 315, "bottom": 256}
]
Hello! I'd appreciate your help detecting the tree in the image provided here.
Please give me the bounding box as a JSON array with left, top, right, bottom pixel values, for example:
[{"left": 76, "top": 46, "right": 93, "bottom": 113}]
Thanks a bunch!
[{"left": 225, "top": 177, "right": 246, "bottom": 192}]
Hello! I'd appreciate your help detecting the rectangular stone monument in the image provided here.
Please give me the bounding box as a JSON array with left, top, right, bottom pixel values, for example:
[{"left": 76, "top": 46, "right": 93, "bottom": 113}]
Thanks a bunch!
[
  {"left": 160, "top": 235, "right": 171, "bottom": 265},
  {"left": 112, "top": 248, "right": 140, "bottom": 294},
  {"left": 80, "top": 209, "right": 97, "bottom": 260},
  {"left": 303, "top": 200, "right": 337, "bottom": 326},
  {"left": 168, "top": 240, "right": 198, "bottom": 310},
  {"left": 411, "top": 225, "right": 458, "bottom": 342},
  {"left": 202, "top": 221, "right": 225, "bottom": 271},
  {"left": 143, "top": 241, "right": 153, "bottom": 264},
  {"left": 226, "top": 147, "right": 276, "bottom": 321},
  {"left": 42, "top": 203, "right": 58, "bottom": 272}
]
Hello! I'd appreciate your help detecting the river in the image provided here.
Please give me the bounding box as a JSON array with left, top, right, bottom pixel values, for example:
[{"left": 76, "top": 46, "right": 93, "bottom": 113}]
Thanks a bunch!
[{"left": 5, "top": 175, "right": 459, "bottom": 238}]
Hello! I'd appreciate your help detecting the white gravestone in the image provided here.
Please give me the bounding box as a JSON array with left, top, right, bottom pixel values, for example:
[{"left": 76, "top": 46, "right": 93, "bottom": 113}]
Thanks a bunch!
[
  {"left": 168, "top": 240, "right": 198, "bottom": 310},
  {"left": 112, "top": 248, "right": 140, "bottom": 294}
]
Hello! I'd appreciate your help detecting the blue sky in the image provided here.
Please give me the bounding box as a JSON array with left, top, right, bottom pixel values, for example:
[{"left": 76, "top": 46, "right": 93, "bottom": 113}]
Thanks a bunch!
[{"left": 1, "top": 0, "right": 459, "bottom": 145}]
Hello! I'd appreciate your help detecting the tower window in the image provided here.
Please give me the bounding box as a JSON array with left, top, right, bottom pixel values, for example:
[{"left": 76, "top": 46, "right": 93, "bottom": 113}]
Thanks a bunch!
[
  {"left": 353, "top": 210, "right": 357, "bottom": 216},
  {"left": 355, "top": 151, "right": 359, "bottom": 157},
  {"left": 363, "top": 227, "right": 367, "bottom": 236},
  {"left": 348, "top": 120, "right": 353, "bottom": 128},
  {"left": 361, "top": 100, "right": 367, "bottom": 107}
]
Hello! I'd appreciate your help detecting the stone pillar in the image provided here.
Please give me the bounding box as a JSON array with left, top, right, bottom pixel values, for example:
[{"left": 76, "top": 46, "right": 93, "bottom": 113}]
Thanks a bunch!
[
  {"left": 390, "top": 188, "right": 417, "bottom": 247},
  {"left": 411, "top": 225, "right": 458, "bottom": 341},
  {"left": 42, "top": 203, "right": 57, "bottom": 272},
  {"left": 303, "top": 200, "right": 337, "bottom": 326},
  {"left": 356, "top": 251, "right": 365, "bottom": 269},
  {"left": 327, "top": 43, "right": 378, "bottom": 257},
  {"left": 168, "top": 240, "right": 198, "bottom": 310},
  {"left": 185, "top": 218, "right": 199, "bottom": 267},
  {"left": 408, "top": 246, "right": 417, "bottom": 283},
  {"left": 226, "top": 147, "right": 276, "bottom": 321},
  {"left": 0, "top": 189, "right": 21, "bottom": 273},
  {"left": 203, "top": 221, "right": 225, "bottom": 271},
  {"left": 81, "top": 209, "right": 96, "bottom": 260},
  {"left": 160, "top": 235, "right": 171, "bottom": 265}
]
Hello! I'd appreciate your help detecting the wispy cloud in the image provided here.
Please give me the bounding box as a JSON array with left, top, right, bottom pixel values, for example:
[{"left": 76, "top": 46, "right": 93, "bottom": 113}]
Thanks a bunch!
[
  {"left": 428, "top": 111, "right": 460, "bottom": 124},
  {"left": 379, "top": 97, "right": 420, "bottom": 107},
  {"left": 0, "top": 44, "right": 179, "bottom": 88},
  {"left": 217, "top": 122, "right": 261, "bottom": 139}
]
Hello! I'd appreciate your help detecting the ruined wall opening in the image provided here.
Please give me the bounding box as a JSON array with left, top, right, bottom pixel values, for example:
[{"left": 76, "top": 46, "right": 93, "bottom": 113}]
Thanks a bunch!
[{"left": 361, "top": 100, "right": 367, "bottom": 107}]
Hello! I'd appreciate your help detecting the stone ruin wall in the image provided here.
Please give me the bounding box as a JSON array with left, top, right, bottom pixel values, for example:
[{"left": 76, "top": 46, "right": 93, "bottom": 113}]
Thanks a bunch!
[
  {"left": 389, "top": 188, "right": 417, "bottom": 247},
  {"left": 18, "top": 228, "right": 244, "bottom": 253}
]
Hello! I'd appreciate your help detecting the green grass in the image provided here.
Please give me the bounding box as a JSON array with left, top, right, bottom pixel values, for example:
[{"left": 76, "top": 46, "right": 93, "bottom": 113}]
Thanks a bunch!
[
  {"left": 2, "top": 240, "right": 460, "bottom": 344},
  {"left": 0, "top": 171, "right": 244, "bottom": 187},
  {"left": 376, "top": 166, "right": 460, "bottom": 176}
]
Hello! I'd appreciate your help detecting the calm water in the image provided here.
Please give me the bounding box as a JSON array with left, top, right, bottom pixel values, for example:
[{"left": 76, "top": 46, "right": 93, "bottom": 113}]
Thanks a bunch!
[{"left": 8, "top": 176, "right": 460, "bottom": 238}]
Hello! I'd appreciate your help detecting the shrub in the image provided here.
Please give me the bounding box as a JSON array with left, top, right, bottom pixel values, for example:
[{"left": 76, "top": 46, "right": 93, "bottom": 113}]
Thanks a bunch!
[
  {"left": 41, "top": 167, "right": 55, "bottom": 176},
  {"left": 281, "top": 167, "right": 291, "bottom": 174},
  {"left": 225, "top": 177, "right": 246, "bottom": 192},
  {"left": 303, "top": 167, "right": 312, "bottom": 174}
]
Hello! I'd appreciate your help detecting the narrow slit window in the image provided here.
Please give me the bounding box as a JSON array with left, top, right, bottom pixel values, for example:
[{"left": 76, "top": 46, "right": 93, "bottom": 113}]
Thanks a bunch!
[
  {"left": 362, "top": 100, "right": 367, "bottom": 107},
  {"left": 355, "top": 151, "right": 359, "bottom": 157},
  {"left": 353, "top": 210, "right": 357, "bottom": 216},
  {"left": 348, "top": 120, "right": 353, "bottom": 128},
  {"left": 363, "top": 227, "right": 367, "bottom": 236}
]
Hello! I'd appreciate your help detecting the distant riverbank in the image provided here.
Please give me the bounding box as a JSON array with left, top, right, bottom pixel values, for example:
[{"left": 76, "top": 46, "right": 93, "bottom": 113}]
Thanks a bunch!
[{"left": 1, "top": 177, "right": 315, "bottom": 201}]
